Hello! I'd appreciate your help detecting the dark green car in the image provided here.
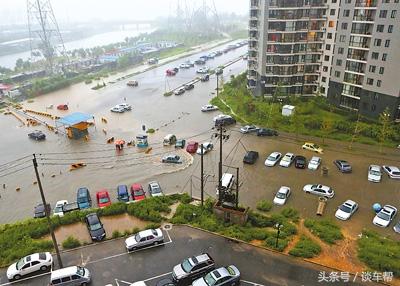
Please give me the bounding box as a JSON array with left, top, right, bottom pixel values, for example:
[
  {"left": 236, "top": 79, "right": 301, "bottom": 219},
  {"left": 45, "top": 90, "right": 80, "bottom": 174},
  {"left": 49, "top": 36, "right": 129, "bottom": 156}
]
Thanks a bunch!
[{"left": 175, "top": 139, "right": 186, "bottom": 148}]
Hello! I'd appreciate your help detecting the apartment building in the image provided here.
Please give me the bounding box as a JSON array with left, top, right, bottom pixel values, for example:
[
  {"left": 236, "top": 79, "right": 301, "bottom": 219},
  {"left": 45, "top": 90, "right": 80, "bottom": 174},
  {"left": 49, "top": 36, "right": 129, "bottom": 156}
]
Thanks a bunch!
[{"left": 248, "top": 0, "right": 400, "bottom": 119}]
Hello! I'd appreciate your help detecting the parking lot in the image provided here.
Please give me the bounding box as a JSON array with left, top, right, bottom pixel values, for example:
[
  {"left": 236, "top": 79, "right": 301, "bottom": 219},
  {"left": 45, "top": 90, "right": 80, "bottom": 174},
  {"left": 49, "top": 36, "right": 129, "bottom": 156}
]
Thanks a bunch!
[{"left": 0, "top": 225, "right": 378, "bottom": 286}]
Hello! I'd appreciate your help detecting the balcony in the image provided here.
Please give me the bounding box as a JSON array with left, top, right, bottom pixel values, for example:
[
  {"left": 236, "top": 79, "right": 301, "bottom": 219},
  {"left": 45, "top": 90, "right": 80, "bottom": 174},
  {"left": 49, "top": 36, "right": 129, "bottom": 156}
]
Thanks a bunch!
[
  {"left": 353, "top": 15, "right": 374, "bottom": 22},
  {"left": 355, "top": 0, "right": 377, "bottom": 8},
  {"left": 249, "top": 25, "right": 259, "bottom": 32},
  {"left": 349, "top": 41, "right": 369, "bottom": 49}
]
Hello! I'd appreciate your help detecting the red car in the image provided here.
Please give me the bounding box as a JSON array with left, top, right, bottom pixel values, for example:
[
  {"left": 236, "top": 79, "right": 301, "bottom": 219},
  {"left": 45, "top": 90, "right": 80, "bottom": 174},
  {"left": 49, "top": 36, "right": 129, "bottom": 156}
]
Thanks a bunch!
[
  {"left": 96, "top": 190, "right": 111, "bottom": 208},
  {"left": 130, "top": 183, "right": 146, "bottom": 201},
  {"left": 166, "top": 69, "right": 176, "bottom": 76},
  {"left": 186, "top": 141, "right": 199, "bottom": 154},
  {"left": 57, "top": 104, "right": 68, "bottom": 110}
]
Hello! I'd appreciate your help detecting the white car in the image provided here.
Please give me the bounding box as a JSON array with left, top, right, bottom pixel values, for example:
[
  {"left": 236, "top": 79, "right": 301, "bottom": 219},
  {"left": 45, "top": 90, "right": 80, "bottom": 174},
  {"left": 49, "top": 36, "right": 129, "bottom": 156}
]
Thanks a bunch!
[
  {"left": 303, "top": 184, "right": 334, "bottom": 198},
  {"left": 279, "top": 153, "right": 295, "bottom": 167},
  {"left": 368, "top": 165, "right": 382, "bottom": 182},
  {"left": 335, "top": 200, "right": 358, "bottom": 220},
  {"left": 201, "top": 105, "right": 218, "bottom": 112},
  {"left": 116, "top": 103, "right": 132, "bottom": 111},
  {"left": 179, "top": 63, "right": 190, "bottom": 69},
  {"left": 196, "top": 142, "right": 214, "bottom": 155},
  {"left": 373, "top": 205, "right": 397, "bottom": 227},
  {"left": 125, "top": 228, "right": 164, "bottom": 251},
  {"left": 174, "top": 87, "right": 186, "bottom": 95},
  {"left": 110, "top": 106, "right": 125, "bottom": 113},
  {"left": 7, "top": 252, "right": 53, "bottom": 280},
  {"left": 240, "top": 125, "right": 259, "bottom": 134},
  {"left": 148, "top": 181, "right": 163, "bottom": 197},
  {"left": 265, "top": 152, "right": 282, "bottom": 167},
  {"left": 382, "top": 165, "right": 400, "bottom": 179},
  {"left": 53, "top": 200, "right": 68, "bottom": 217},
  {"left": 196, "top": 67, "right": 210, "bottom": 74},
  {"left": 308, "top": 156, "right": 321, "bottom": 170},
  {"left": 273, "top": 186, "right": 291, "bottom": 205}
]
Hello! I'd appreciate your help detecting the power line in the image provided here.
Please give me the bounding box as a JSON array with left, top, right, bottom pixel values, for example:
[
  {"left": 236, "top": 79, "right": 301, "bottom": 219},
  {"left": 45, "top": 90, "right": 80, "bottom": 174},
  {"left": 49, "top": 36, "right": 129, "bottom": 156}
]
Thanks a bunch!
[
  {"left": 0, "top": 155, "right": 32, "bottom": 169},
  {"left": 0, "top": 165, "right": 32, "bottom": 179}
]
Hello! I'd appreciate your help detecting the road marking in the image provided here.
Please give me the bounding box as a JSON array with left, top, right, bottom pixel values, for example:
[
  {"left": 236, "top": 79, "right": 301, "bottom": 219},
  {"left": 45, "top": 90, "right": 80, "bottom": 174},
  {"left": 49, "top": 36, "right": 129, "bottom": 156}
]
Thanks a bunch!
[
  {"left": 241, "top": 279, "right": 266, "bottom": 286},
  {"left": 115, "top": 272, "right": 172, "bottom": 286}
]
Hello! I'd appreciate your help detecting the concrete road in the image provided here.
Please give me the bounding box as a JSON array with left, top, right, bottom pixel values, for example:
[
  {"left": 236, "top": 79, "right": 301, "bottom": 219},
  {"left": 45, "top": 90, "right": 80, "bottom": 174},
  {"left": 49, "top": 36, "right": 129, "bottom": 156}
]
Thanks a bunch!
[{"left": 0, "top": 225, "right": 377, "bottom": 286}]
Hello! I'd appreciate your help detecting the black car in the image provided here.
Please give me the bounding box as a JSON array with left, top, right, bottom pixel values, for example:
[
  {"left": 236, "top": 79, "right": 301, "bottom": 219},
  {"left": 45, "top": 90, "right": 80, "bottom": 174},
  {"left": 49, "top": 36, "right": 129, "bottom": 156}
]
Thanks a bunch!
[
  {"left": 184, "top": 83, "right": 194, "bottom": 90},
  {"left": 200, "top": 74, "right": 210, "bottom": 82},
  {"left": 334, "top": 160, "right": 352, "bottom": 173},
  {"left": 85, "top": 213, "right": 106, "bottom": 241},
  {"left": 243, "top": 151, "right": 259, "bottom": 164},
  {"left": 215, "top": 116, "right": 236, "bottom": 126},
  {"left": 28, "top": 130, "right": 46, "bottom": 141},
  {"left": 257, "top": 128, "right": 278, "bottom": 136},
  {"left": 294, "top": 155, "right": 307, "bottom": 169},
  {"left": 156, "top": 278, "right": 176, "bottom": 286},
  {"left": 172, "top": 67, "right": 179, "bottom": 73},
  {"left": 34, "top": 203, "right": 51, "bottom": 218}
]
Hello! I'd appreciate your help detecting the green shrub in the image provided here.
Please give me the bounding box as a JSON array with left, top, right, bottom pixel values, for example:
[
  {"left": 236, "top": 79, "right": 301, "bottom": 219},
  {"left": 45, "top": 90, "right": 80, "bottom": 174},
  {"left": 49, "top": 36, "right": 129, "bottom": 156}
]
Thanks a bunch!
[
  {"left": 247, "top": 211, "right": 275, "bottom": 228},
  {"left": 179, "top": 193, "right": 192, "bottom": 204},
  {"left": 127, "top": 197, "right": 171, "bottom": 222},
  {"left": 98, "top": 202, "right": 127, "bottom": 216},
  {"left": 164, "top": 91, "right": 173, "bottom": 96},
  {"left": 146, "top": 222, "right": 162, "bottom": 230},
  {"left": 112, "top": 230, "right": 121, "bottom": 239},
  {"left": 281, "top": 208, "right": 300, "bottom": 222},
  {"left": 132, "top": 227, "right": 140, "bottom": 234},
  {"left": 84, "top": 79, "right": 92, "bottom": 84},
  {"left": 304, "top": 219, "right": 343, "bottom": 244},
  {"left": 62, "top": 236, "right": 81, "bottom": 249},
  {"left": 265, "top": 236, "right": 289, "bottom": 252},
  {"left": 289, "top": 235, "right": 321, "bottom": 258},
  {"left": 146, "top": 128, "right": 155, "bottom": 133},
  {"left": 256, "top": 200, "right": 272, "bottom": 212}
]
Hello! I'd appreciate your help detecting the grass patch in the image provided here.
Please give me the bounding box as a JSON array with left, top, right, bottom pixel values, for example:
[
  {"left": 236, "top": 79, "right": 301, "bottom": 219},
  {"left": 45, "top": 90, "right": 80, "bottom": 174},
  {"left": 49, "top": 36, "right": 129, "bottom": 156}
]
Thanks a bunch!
[
  {"left": 126, "top": 196, "right": 179, "bottom": 222},
  {"left": 358, "top": 230, "right": 400, "bottom": 277},
  {"left": 256, "top": 200, "right": 272, "bottom": 212},
  {"left": 304, "top": 219, "right": 343, "bottom": 244},
  {"left": 289, "top": 235, "right": 321, "bottom": 258},
  {"left": 62, "top": 236, "right": 81, "bottom": 249}
]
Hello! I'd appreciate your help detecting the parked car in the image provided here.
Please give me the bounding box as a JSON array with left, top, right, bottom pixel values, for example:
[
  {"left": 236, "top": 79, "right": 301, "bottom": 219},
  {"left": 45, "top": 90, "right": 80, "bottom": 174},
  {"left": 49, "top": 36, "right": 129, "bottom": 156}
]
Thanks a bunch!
[
  {"left": 207, "top": 53, "right": 216, "bottom": 59},
  {"left": 185, "top": 60, "right": 195, "bottom": 67},
  {"left": 50, "top": 266, "right": 91, "bottom": 286},
  {"left": 393, "top": 220, "right": 400, "bottom": 234},
  {"left": 28, "top": 130, "right": 46, "bottom": 141},
  {"left": 53, "top": 200, "right": 68, "bottom": 217},
  {"left": 96, "top": 190, "right": 111, "bottom": 208},
  {"left": 174, "top": 87, "right": 185, "bottom": 95},
  {"left": 196, "top": 142, "right": 214, "bottom": 155},
  {"left": 279, "top": 153, "right": 295, "bottom": 167},
  {"left": 148, "top": 181, "right": 163, "bottom": 197},
  {"left": 162, "top": 154, "right": 182, "bottom": 164},
  {"left": 85, "top": 213, "right": 106, "bottom": 241},
  {"left": 77, "top": 187, "right": 92, "bottom": 209},
  {"left": 34, "top": 202, "right": 51, "bottom": 218},
  {"left": 368, "top": 165, "right": 382, "bottom": 182},
  {"left": 302, "top": 142, "right": 323, "bottom": 154},
  {"left": 335, "top": 200, "right": 359, "bottom": 220},
  {"left": 257, "top": 128, "right": 278, "bottom": 136},
  {"left": 265, "top": 152, "right": 282, "bottom": 167},
  {"left": 373, "top": 205, "right": 397, "bottom": 227},
  {"left": 127, "top": 80, "right": 138, "bottom": 87},
  {"left": 195, "top": 59, "right": 206, "bottom": 65},
  {"left": 214, "top": 114, "right": 236, "bottom": 126},
  {"left": 243, "top": 151, "right": 259, "bottom": 164},
  {"left": 172, "top": 67, "right": 179, "bottom": 73},
  {"left": 175, "top": 139, "right": 186, "bottom": 148},
  {"left": 166, "top": 69, "right": 176, "bottom": 76},
  {"left": 200, "top": 74, "right": 210, "bottom": 82},
  {"left": 186, "top": 141, "right": 199, "bottom": 154},
  {"left": 156, "top": 278, "right": 176, "bottom": 286},
  {"left": 294, "top": 155, "right": 307, "bottom": 169},
  {"left": 273, "top": 186, "right": 291, "bottom": 205},
  {"left": 184, "top": 83, "right": 194, "bottom": 90},
  {"left": 179, "top": 63, "right": 190, "bottom": 69},
  {"left": 6, "top": 252, "right": 53, "bottom": 281},
  {"left": 172, "top": 253, "right": 215, "bottom": 283},
  {"left": 130, "top": 183, "right": 146, "bottom": 201},
  {"left": 62, "top": 202, "right": 80, "bottom": 214},
  {"left": 57, "top": 104, "right": 68, "bottom": 110},
  {"left": 201, "top": 104, "right": 218, "bottom": 112},
  {"left": 382, "top": 165, "right": 400, "bottom": 179},
  {"left": 117, "top": 185, "right": 129, "bottom": 202},
  {"left": 110, "top": 105, "right": 125, "bottom": 113},
  {"left": 308, "top": 156, "right": 321, "bottom": 170},
  {"left": 334, "top": 160, "right": 352, "bottom": 173},
  {"left": 148, "top": 58, "right": 159, "bottom": 64},
  {"left": 196, "top": 67, "right": 210, "bottom": 74},
  {"left": 303, "top": 184, "right": 334, "bottom": 198},
  {"left": 192, "top": 265, "right": 241, "bottom": 286},
  {"left": 240, "top": 125, "right": 259, "bottom": 134},
  {"left": 125, "top": 228, "right": 164, "bottom": 251}
]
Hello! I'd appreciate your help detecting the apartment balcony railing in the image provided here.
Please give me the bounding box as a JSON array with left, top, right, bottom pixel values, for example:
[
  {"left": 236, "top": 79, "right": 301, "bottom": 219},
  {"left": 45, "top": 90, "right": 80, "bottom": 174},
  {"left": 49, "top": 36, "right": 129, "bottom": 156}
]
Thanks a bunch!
[
  {"left": 343, "top": 78, "right": 363, "bottom": 86},
  {"left": 349, "top": 41, "right": 369, "bottom": 49},
  {"left": 347, "top": 55, "right": 367, "bottom": 62},
  {"left": 353, "top": 15, "right": 374, "bottom": 22},
  {"left": 249, "top": 26, "right": 259, "bottom": 31},
  {"left": 355, "top": 0, "right": 377, "bottom": 8}
]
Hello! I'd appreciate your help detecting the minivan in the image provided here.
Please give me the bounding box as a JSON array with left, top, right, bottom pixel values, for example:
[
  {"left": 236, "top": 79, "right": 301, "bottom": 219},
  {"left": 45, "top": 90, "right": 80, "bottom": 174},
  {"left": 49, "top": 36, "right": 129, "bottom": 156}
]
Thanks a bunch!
[
  {"left": 216, "top": 173, "right": 235, "bottom": 195},
  {"left": 76, "top": 187, "right": 92, "bottom": 209},
  {"left": 214, "top": 116, "right": 236, "bottom": 127},
  {"left": 49, "top": 266, "right": 91, "bottom": 286}
]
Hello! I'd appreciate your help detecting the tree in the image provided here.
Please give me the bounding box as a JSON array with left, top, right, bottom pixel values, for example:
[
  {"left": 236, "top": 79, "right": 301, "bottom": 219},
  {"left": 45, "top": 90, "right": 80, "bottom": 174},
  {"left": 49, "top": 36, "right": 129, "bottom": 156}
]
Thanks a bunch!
[
  {"left": 378, "top": 107, "right": 392, "bottom": 153},
  {"left": 273, "top": 83, "right": 284, "bottom": 103},
  {"left": 321, "top": 119, "right": 334, "bottom": 145},
  {"left": 290, "top": 108, "right": 303, "bottom": 141},
  {"left": 15, "top": 58, "right": 24, "bottom": 71}
]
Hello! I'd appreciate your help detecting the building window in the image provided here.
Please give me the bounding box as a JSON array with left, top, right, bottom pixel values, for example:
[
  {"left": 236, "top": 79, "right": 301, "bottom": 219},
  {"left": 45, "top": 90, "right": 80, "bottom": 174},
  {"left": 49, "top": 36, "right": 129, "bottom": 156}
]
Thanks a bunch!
[
  {"left": 382, "top": 53, "right": 387, "bottom": 61},
  {"left": 367, "top": 78, "right": 374, "bottom": 85},
  {"left": 371, "top": 52, "right": 379, "bottom": 59},
  {"left": 376, "top": 25, "right": 384, "bottom": 32},
  {"left": 395, "top": 0, "right": 399, "bottom": 3},
  {"left": 373, "top": 94, "right": 379, "bottom": 100},
  {"left": 335, "top": 71, "right": 341, "bottom": 77},
  {"left": 369, "top": 65, "right": 376, "bottom": 73},
  {"left": 338, "top": 47, "right": 344, "bottom": 54},
  {"left": 328, "top": 21, "right": 335, "bottom": 27},
  {"left": 343, "top": 10, "right": 350, "bottom": 17},
  {"left": 324, "top": 55, "right": 330, "bottom": 61},
  {"left": 326, "top": 44, "right": 331, "bottom": 50},
  {"left": 385, "top": 39, "right": 390, "bottom": 47},
  {"left": 377, "top": 80, "right": 382, "bottom": 87},
  {"left": 345, "top": 0, "right": 351, "bottom": 3},
  {"left": 341, "top": 23, "right": 348, "bottom": 30},
  {"left": 379, "top": 10, "right": 388, "bottom": 18},
  {"left": 371, "top": 104, "right": 376, "bottom": 111},
  {"left": 374, "top": 39, "right": 381, "bottom": 46},
  {"left": 339, "top": 35, "right": 346, "bottom": 42},
  {"left": 379, "top": 67, "right": 385, "bottom": 74},
  {"left": 391, "top": 10, "right": 397, "bottom": 18},
  {"left": 388, "top": 25, "right": 393, "bottom": 33},
  {"left": 327, "top": 33, "right": 333, "bottom": 39},
  {"left": 330, "top": 9, "right": 336, "bottom": 15},
  {"left": 383, "top": 0, "right": 390, "bottom": 3},
  {"left": 336, "top": 59, "right": 342, "bottom": 66},
  {"left": 322, "top": 76, "right": 327, "bottom": 82},
  {"left": 323, "top": 66, "right": 328, "bottom": 72}
]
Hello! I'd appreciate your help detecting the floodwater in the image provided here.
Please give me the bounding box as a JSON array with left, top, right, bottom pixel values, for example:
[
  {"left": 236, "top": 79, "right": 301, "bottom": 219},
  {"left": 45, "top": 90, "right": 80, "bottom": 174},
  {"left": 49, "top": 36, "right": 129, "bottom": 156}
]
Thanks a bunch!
[{"left": 0, "top": 42, "right": 248, "bottom": 223}]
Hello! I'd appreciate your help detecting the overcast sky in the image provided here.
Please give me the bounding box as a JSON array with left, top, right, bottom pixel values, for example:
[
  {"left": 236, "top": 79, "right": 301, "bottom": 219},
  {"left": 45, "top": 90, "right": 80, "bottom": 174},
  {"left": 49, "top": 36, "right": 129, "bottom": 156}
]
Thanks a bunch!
[{"left": 0, "top": 0, "right": 248, "bottom": 26}]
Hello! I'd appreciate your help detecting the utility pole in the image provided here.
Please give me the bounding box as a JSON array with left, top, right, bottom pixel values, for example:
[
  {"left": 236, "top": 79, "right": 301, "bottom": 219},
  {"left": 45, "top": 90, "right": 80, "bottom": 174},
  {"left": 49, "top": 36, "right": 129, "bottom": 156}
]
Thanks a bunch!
[
  {"left": 32, "top": 154, "right": 63, "bottom": 268},
  {"left": 218, "top": 125, "right": 223, "bottom": 202},
  {"left": 235, "top": 167, "right": 239, "bottom": 209},
  {"left": 216, "top": 74, "right": 219, "bottom": 97},
  {"left": 200, "top": 144, "right": 204, "bottom": 206}
]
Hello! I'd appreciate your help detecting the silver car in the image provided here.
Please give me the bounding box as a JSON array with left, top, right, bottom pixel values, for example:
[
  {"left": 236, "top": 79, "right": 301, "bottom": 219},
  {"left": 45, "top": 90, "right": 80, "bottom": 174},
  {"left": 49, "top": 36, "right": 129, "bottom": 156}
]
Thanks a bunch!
[
  {"left": 303, "top": 184, "right": 334, "bottom": 198},
  {"left": 125, "top": 228, "right": 164, "bottom": 251},
  {"left": 192, "top": 265, "right": 240, "bottom": 286}
]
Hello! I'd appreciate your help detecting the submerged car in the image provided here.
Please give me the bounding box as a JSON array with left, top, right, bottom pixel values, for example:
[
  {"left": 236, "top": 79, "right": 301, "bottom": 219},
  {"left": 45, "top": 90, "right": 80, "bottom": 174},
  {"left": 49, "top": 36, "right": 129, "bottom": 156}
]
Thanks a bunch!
[
  {"left": 373, "top": 205, "right": 397, "bottom": 227},
  {"left": 240, "top": 125, "right": 259, "bottom": 134},
  {"left": 243, "top": 151, "right": 259, "bottom": 164},
  {"left": 34, "top": 202, "right": 51, "bottom": 218},
  {"left": 175, "top": 139, "right": 186, "bottom": 148},
  {"left": 294, "top": 155, "right": 307, "bottom": 169},
  {"left": 186, "top": 141, "right": 199, "bottom": 154},
  {"left": 201, "top": 104, "right": 218, "bottom": 112},
  {"left": 265, "top": 152, "right": 282, "bottom": 167},
  {"left": 335, "top": 200, "right": 358, "bottom": 220},
  {"left": 302, "top": 142, "right": 323, "bottom": 154},
  {"left": 162, "top": 154, "right": 182, "bottom": 164},
  {"left": 53, "top": 200, "right": 68, "bottom": 217},
  {"left": 28, "top": 130, "right": 46, "bottom": 141},
  {"left": 174, "top": 87, "right": 185, "bottom": 95},
  {"left": 308, "top": 156, "right": 321, "bottom": 170},
  {"left": 125, "top": 228, "right": 164, "bottom": 251},
  {"left": 334, "top": 160, "right": 352, "bottom": 173},
  {"left": 279, "top": 153, "right": 295, "bottom": 167},
  {"left": 303, "top": 184, "right": 334, "bottom": 198},
  {"left": 184, "top": 83, "right": 194, "bottom": 90},
  {"left": 127, "top": 80, "right": 138, "bottom": 87},
  {"left": 273, "top": 186, "right": 291, "bottom": 206},
  {"left": 368, "top": 165, "right": 382, "bottom": 182},
  {"left": 382, "top": 165, "right": 400, "bottom": 179},
  {"left": 192, "top": 265, "right": 240, "bottom": 286},
  {"left": 117, "top": 185, "right": 129, "bottom": 202},
  {"left": 257, "top": 128, "right": 278, "bottom": 136},
  {"left": 172, "top": 253, "right": 215, "bottom": 283},
  {"left": 6, "top": 252, "right": 53, "bottom": 281},
  {"left": 148, "top": 181, "right": 163, "bottom": 197},
  {"left": 196, "top": 142, "right": 213, "bottom": 155},
  {"left": 200, "top": 74, "right": 210, "bottom": 82},
  {"left": 85, "top": 213, "right": 106, "bottom": 241}
]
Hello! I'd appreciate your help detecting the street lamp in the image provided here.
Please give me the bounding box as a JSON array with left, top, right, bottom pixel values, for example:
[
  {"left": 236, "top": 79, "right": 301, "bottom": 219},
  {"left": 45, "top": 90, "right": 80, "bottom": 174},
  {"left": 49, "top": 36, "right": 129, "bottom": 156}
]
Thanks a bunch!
[{"left": 275, "top": 223, "right": 283, "bottom": 248}]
